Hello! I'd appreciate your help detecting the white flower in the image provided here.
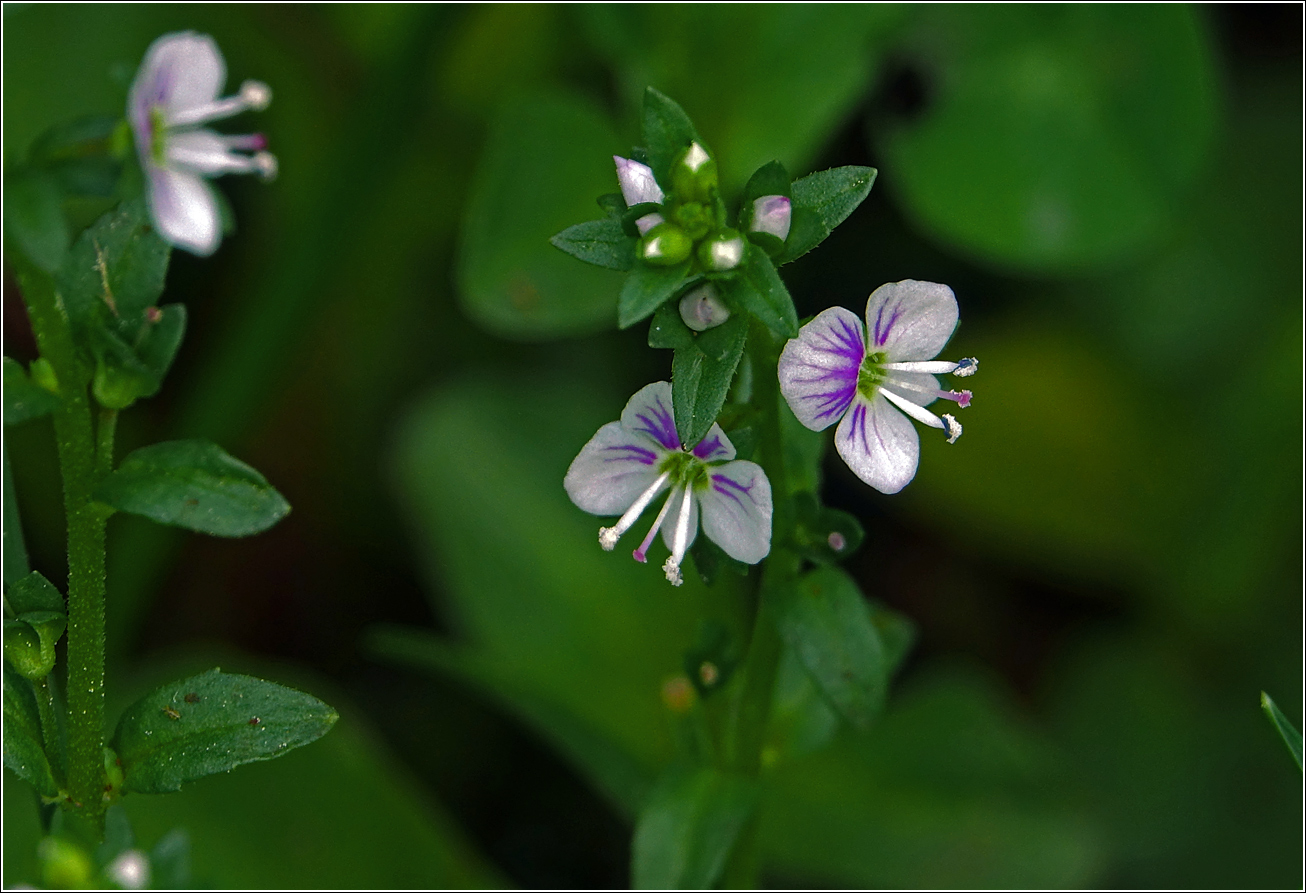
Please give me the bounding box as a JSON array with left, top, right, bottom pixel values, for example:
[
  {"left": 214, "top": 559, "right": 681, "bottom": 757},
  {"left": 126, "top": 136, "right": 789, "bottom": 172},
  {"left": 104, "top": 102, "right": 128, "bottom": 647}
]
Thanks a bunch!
[
  {"left": 613, "top": 156, "right": 665, "bottom": 235},
  {"left": 749, "top": 195, "right": 792, "bottom": 242},
  {"left": 565, "top": 382, "right": 772, "bottom": 585},
  {"left": 129, "top": 31, "right": 276, "bottom": 256},
  {"left": 777, "top": 280, "right": 978, "bottom": 494}
]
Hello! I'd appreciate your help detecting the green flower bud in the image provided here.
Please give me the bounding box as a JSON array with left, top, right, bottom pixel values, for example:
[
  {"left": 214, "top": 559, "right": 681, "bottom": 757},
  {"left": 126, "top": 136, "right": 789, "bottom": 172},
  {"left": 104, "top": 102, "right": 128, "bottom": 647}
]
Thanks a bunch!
[
  {"left": 30, "top": 357, "right": 59, "bottom": 394},
  {"left": 4, "top": 611, "right": 66, "bottom": 680},
  {"left": 639, "top": 222, "right": 693, "bottom": 266},
  {"left": 39, "top": 836, "right": 94, "bottom": 890},
  {"left": 93, "top": 360, "right": 144, "bottom": 410},
  {"left": 670, "top": 201, "right": 712, "bottom": 241},
  {"left": 670, "top": 142, "right": 718, "bottom": 204},
  {"left": 696, "top": 228, "right": 746, "bottom": 272},
  {"left": 104, "top": 746, "right": 125, "bottom": 803}
]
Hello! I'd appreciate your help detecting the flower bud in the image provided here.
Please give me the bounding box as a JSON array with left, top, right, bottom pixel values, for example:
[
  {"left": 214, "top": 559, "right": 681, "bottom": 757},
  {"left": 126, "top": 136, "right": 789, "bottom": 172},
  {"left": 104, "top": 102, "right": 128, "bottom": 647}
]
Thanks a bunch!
[
  {"left": 93, "top": 361, "right": 144, "bottom": 410},
  {"left": 670, "top": 142, "right": 718, "bottom": 203},
  {"left": 30, "top": 358, "right": 59, "bottom": 394},
  {"left": 679, "top": 284, "right": 731, "bottom": 332},
  {"left": 4, "top": 611, "right": 64, "bottom": 680},
  {"left": 670, "top": 201, "right": 712, "bottom": 241},
  {"left": 749, "top": 195, "right": 792, "bottom": 242},
  {"left": 696, "top": 229, "right": 745, "bottom": 272},
  {"left": 39, "top": 837, "right": 93, "bottom": 890},
  {"left": 614, "top": 156, "right": 664, "bottom": 207},
  {"left": 639, "top": 223, "right": 693, "bottom": 266}
]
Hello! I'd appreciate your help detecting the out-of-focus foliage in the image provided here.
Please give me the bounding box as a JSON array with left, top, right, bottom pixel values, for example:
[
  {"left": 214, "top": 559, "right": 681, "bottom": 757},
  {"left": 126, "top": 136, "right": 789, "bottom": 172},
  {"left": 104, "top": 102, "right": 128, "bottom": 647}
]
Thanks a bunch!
[{"left": 4, "top": 3, "right": 1300, "bottom": 889}]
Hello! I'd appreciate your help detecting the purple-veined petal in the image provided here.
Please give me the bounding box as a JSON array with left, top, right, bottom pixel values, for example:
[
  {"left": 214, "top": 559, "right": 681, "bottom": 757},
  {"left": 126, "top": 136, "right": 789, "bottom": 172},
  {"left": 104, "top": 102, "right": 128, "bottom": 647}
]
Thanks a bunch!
[
  {"left": 614, "top": 156, "right": 664, "bottom": 207},
  {"left": 777, "top": 306, "right": 865, "bottom": 431},
  {"left": 564, "top": 421, "right": 668, "bottom": 516},
  {"left": 864, "top": 280, "right": 959, "bottom": 362},
  {"left": 699, "top": 460, "right": 773, "bottom": 564},
  {"left": 835, "top": 392, "right": 919, "bottom": 495},
  {"left": 146, "top": 166, "right": 221, "bottom": 256},
  {"left": 881, "top": 370, "right": 942, "bottom": 408},
  {"left": 749, "top": 195, "right": 791, "bottom": 241},
  {"left": 133, "top": 32, "right": 227, "bottom": 128},
  {"left": 621, "top": 381, "right": 681, "bottom": 452},
  {"left": 690, "top": 423, "right": 736, "bottom": 462},
  {"left": 659, "top": 486, "right": 699, "bottom": 555}
]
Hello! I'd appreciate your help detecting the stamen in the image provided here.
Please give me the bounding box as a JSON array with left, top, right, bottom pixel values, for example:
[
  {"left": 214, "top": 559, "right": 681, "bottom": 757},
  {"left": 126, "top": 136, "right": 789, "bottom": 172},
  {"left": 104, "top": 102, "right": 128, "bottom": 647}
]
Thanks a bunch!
[
  {"left": 165, "top": 80, "right": 273, "bottom": 129},
  {"left": 942, "top": 414, "right": 963, "bottom": 443},
  {"left": 632, "top": 488, "right": 678, "bottom": 563},
  {"left": 663, "top": 487, "right": 695, "bottom": 586},
  {"left": 953, "top": 357, "right": 978, "bottom": 377},
  {"left": 599, "top": 471, "right": 670, "bottom": 550},
  {"left": 253, "top": 151, "right": 278, "bottom": 181},
  {"left": 880, "top": 386, "right": 946, "bottom": 430},
  {"left": 937, "top": 389, "right": 972, "bottom": 408},
  {"left": 239, "top": 80, "right": 272, "bottom": 111},
  {"left": 881, "top": 360, "right": 963, "bottom": 374}
]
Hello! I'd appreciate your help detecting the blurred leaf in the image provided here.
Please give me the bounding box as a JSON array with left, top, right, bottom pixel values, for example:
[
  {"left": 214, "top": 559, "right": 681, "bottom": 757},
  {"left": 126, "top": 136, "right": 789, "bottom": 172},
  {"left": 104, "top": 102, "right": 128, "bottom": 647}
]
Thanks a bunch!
[
  {"left": 880, "top": 4, "right": 1218, "bottom": 270},
  {"left": 765, "top": 643, "right": 840, "bottom": 763},
  {"left": 3, "top": 447, "right": 30, "bottom": 588},
  {"left": 2, "top": 358, "right": 59, "bottom": 426},
  {"left": 631, "top": 765, "right": 759, "bottom": 890},
  {"left": 550, "top": 217, "right": 635, "bottom": 271},
  {"left": 55, "top": 198, "right": 169, "bottom": 332},
  {"left": 3, "top": 778, "right": 42, "bottom": 890},
  {"left": 868, "top": 600, "right": 916, "bottom": 680},
  {"left": 89, "top": 303, "right": 186, "bottom": 410},
  {"left": 28, "top": 115, "right": 125, "bottom": 198},
  {"left": 640, "top": 87, "right": 702, "bottom": 184},
  {"left": 776, "top": 166, "right": 878, "bottom": 264},
  {"left": 772, "top": 566, "right": 887, "bottom": 730},
  {"left": 2, "top": 662, "right": 58, "bottom": 799},
  {"left": 718, "top": 247, "right": 797, "bottom": 338},
  {"left": 148, "top": 829, "right": 191, "bottom": 891},
  {"left": 458, "top": 90, "right": 627, "bottom": 340},
  {"left": 94, "top": 440, "right": 290, "bottom": 537},
  {"left": 1259, "top": 693, "right": 1302, "bottom": 772},
  {"left": 3, "top": 169, "right": 68, "bottom": 273},
  {"left": 793, "top": 492, "right": 866, "bottom": 565},
  {"left": 619, "top": 259, "right": 690, "bottom": 329},
  {"left": 671, "top": 315, "right": 747, "bottom": 448},
  {"left": 112, "top": 668, "right": 337, "bottom": 794}
]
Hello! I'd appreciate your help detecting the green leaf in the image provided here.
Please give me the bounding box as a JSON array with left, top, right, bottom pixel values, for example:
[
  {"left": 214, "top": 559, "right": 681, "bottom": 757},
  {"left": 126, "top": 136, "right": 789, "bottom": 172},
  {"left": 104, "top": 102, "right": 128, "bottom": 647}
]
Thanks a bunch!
[
  {"left": 6, "top": 571, "right": 65, "bottom": 617},
  {"left": 458, "top": 90, "right": 627, "bottom": 340},
  {"left": 671, "top": 315, "right": 747, "bottom": 448},
  {"left": 90, "top": 304, "right": 187, "bottom": 410},
  {"left": 93, "top": 440, "right": 290, "bottom": 538},
  {"left": 772, "top": 566, "right": 887, "bottom": 730},
  {"left": 28, "top": 116, "right": 125, "bottom": 198},
  {"left": 717, "top": 246, "right": 797, "bottom": 338},
  {"left": 647, "top": 300, "right": 696, "bottom": 350},
  {"left": 3, "top": 448, "right": 31, "bottom": 588},
  {"left": 793, "top": 492, "right": 865, "bottom": 564},
  {"left": 641, "top": 87, "right": 702, "bottom": 185},
  {"left": 869, "top": 600, "right": 916, "bottom": 681},
  {"left": 3, "top": 169, "right": 69, "bottom": 273},
  {"left": 55, "top": 198, "right": 170, "bottom": 331},
  {"left": 550, "top": 217, "right": 636, "bottom": 271},
  {"left": 1260, "top": 692, "right": 1303, "bottom": 771},
  {"left": 742, "top": 160, "right": 791, "bottom": 202},
  {"left": 112, "top": 668, "right": 338, "bottom": 794},
  {"left": 3, "top": 358, "right": 60, "bottom": 426},
  {"left": 148, "top": 830, "right": 191, "bottom": 891},
  {"left": 2, "top": 662, "right": 59, "bottom": 798},
  {"left": 766, "top": 642, "right": 841, "bottom": 762},
  {"left": 777, "top": 165, "right": 877, "bottom": 264},
  {"left": 631, "top": 765, "right": 759, "bottom": 889},
  {"left": 618, "top": 260, "right": 689, "bottom": 329},
  {"left": 879, "top": 4, "right": 1218, "bottom": 270}
]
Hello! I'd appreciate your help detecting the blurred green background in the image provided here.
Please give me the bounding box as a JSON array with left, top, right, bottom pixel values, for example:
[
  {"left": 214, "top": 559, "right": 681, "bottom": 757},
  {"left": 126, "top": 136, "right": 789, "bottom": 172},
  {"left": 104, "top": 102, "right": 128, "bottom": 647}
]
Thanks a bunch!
[{"left": 4, "top": 4, "right": 1301, "bottom": 888}]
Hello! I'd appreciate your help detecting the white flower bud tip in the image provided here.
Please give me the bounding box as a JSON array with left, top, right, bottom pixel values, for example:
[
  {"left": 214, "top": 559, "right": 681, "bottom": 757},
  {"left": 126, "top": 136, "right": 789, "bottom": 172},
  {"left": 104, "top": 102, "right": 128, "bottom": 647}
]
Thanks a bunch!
[
  {"left": 679, "top": 284, "right": 730, "bottom": 332},
  {"left": 240, "top": 79, "right": 272, "bottom": 111},
  {"left": 635, "top": 212, "right": 664, "bottom": 235},
  {"left": 750, "top": 195, "right": 792, "bottom": 242},
  {"left": 707, "top": 237, "right": 743, "bottom": 271},
  {"left": 942, "top": 414, "right": 962, "bottom": 444},
  {"left": 683, "top": 142, "right": 710, "bottom": 172},
  {"left": 953, "top": 357, "right": 978, "bottom": 377},
  {"left": 828, "top": 531, "right": 847, "bottom": 551}
]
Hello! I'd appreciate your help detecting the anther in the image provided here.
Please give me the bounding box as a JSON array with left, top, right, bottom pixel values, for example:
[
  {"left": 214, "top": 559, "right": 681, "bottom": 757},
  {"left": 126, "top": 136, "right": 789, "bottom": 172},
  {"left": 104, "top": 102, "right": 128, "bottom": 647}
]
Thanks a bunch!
[
  {"left": 953, "top": 357, "right": 978, "bottom": 377},
  {"left": 240, "top": 80, "right": 272, "bottom": 111},
  {"left": 942, "top": 414, "right": 962, "bottom": 443},
  {"left": 253, "top": 151, "right": 278, "bottom": 181}
]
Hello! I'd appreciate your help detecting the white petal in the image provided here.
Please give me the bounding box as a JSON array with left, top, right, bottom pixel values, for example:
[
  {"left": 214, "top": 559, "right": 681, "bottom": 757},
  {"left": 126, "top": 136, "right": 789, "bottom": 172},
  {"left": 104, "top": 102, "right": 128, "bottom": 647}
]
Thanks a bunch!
[
  {"left": 750, "top": 195, "right": 792, "bottom": 241},
  {"left": 864, "top": 280, "right": 959, "bottom": 362},
  {"left": 146, "top": 166, "right": 221, "bottom": 256},
  {"left": 698, "top": 461, "right": 773, "bottom": 564},
  {"left": 134, "top": 32, "right": 227, "bottom": 126},
  {"left": 564, "top": 421, "right": 667, "bottom": 516},
  {"left": 620, "top": 381, "right": 681, "bottom": 451},
  {"left": 835, "top": 393, "right": 919, "bottom": 494},
  {"left": 614, "top": 156, "right": 664, "bottom": 207},
  {"left": 660, "top": 486, "right": 699, "bottom": 554},
  {"left": 777, "top": 306, "right": 865, "bottom": 431},
  {"left": 689, "top": 423, "right": 735, "bottom": 462}
]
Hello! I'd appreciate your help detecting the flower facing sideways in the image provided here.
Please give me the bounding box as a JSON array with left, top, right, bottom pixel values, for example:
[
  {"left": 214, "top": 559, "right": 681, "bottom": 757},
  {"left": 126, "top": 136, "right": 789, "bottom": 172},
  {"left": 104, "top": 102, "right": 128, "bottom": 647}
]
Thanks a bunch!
[
  {"left": 565, "top": 382, "right": 773, "bottom": 585},
  {"left": 778, "top": 280, "right": 978, "bottom": 495},
  {"left": 129, "top": 31, "right": 277, "bottom": 256}
]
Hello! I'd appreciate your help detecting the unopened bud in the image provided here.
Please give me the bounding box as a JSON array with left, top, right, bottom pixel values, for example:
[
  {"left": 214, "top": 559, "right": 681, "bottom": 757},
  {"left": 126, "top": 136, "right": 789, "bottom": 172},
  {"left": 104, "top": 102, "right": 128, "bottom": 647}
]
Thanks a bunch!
[
  {"left": 639, "top": 223, "right": 692, "bottom": 266},
  {"left": 670, "top": 142, "right": 718, "bottom": 203},
  {"left": 29, "top": 358, "right": 59, "bottom": 394},
  {"left": 679, "top": 284, "right": 730, "bottom": 332},
  {"left": 749, "top": 195, "right": 792, "bottom": 241},
  {"left": 697, "top": 229, "right": 745, "bottom": 272},
  {"left": 39, "top": 837, "right": 93, "bottom": 890},
  {"left": 106, "top": 849, "right": 150, "bottom": 889},
  {"left": 828, "top": 531, "right": 847, "bottom": 552}
]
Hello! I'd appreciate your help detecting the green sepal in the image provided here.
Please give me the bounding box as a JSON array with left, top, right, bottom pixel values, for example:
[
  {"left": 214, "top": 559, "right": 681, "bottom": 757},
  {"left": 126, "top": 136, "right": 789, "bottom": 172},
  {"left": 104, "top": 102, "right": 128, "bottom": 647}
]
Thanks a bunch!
[
  {"left": 716, "top": 246, "right": 798, "bottom": 338},
  {"left": 549, "top": 218, "right": 635, "bottom": 271},
  {"left": 741, "top": 160, "right": 791, "bottom": 203},
  {"left": 776, "top": 165, "right": 877, "bottom": 265},
  {"left": 88, "top": 303, "right": 187, "bottom": 410},
  {"left": 648, "top": 301, "right": 696, "bottom": 350},
  {"left": 671, "top": 314, "right": 747, "bottom": 448},
  {"left": 618, "top": 260, "right": 690, "bottom": 328},
  {"left": 2, "top": 661, "right": 60, "bottom": 798},
  {"left": 1261, "top": 691, "right": 1303, "bottom": 771},
  {"left": 638, "top": 222, "right": 693, "bottom": 266},
  {"left": 29, "top": 115, "right": 126, "bottom": 198},
  {"left": 597, "top": 192, "right": 626, "bottom": 217},
  {"left": 621, "top": 201, "right": 663, "bottom": 237},
  {"left": 4, "top": 612, "right": 65, "bottom": 680},
  {"left": 111, "top": 668, "right": 338, "bottom": 794},
  {"left": 3, "top": 357, "right": 61, "bottom": 426},
  {"left": 641, "top": 88, "right": 702, "bottom": 186},
  {"left": 93, "top": 439, "right": 291, "bottom": 537},
  {"left": 745, "top": 229, "right": 786, "bottom": 258},
  {"left": 3, "top": 168, "right": 70, "bottom": 273},
  {"left": 682, "top": 619, "right": 741, "bottom": 696}
]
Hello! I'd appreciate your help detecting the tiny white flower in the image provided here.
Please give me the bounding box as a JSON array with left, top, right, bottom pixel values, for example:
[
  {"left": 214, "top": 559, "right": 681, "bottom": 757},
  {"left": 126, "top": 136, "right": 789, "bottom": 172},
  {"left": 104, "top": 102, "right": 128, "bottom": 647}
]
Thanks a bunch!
[
  {"left": 129, "top": 31, "right": 276, "bottom": 256},
  {"left": 749, "top": 195, "right": 792, "bottom": 242},
  {"left": 613, "top": 156, "right": 665, "bottom": 234},
  {"left": 679, "top": 283, "right": 731, "bottom": 331},
  {"left": 565, "top": 382, "right": 772, "bottom": 585},
  {"left": 106, "top": 849, "right": 150, "bottom": 890},
  {"left": 777, "top": 280, "right": 978, "bottom": 494}
]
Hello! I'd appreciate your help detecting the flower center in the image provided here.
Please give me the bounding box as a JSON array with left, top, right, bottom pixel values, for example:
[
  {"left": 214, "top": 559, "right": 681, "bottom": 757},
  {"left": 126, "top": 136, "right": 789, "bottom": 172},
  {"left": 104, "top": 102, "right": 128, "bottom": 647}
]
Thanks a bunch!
[
  {"left": 659, "top": 450, "right": 710, "bottom": 492},
  {"left": 149, "top": 106, "right": 169, "bottom": 165},
  {"left": 856, "top": 350, "right": 888, "bottom": 400}
]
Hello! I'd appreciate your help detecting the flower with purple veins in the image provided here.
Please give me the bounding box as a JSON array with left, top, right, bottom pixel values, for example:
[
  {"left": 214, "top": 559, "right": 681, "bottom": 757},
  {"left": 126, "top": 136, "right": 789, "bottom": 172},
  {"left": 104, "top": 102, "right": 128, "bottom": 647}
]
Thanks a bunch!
[
  {"left": 777, "top": 280, "right": 978, "bottom": 495},
  {"left": 129, "top": 31, "right": 277, "bottom": 256},
  {"left": 565, "top": 382, "right": 773, "bottom": 586},
  {"left": 614, "top": 156, "right": 665, "bottom": 235}
]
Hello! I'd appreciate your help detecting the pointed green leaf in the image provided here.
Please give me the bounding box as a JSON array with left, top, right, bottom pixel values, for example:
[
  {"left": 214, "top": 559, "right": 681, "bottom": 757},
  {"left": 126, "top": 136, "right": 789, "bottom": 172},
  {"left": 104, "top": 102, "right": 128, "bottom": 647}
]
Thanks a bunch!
[
  {"left": 2, "top": 663, "right": 59, "bottom": 798},
  {"left": 90, "top": 304, "right": 187, "bottom": 410},
  {"left": 772, "top": 565, "right": 888, "bottom": 730},
  {"left": 777, "top": 165, "right": 877, "bottom": 264},
  {"left": 618, "top": 260, "right": 690, "bottom": 329},
  {"left": 550, "top": 217, "right": 636, "bottom": 271},
  {"left": 648, "top": 301, "right": 696, "bottom": 350},
  {"left": 6, "top": 571, "right": 65, "bottom": 617},
  {"left": 742, "top": 160, "right": 791, "bottom": 202},
  {"left": 55, "top": 198, "right": 170, "bottom": 331},
  {"left": 1260, "top": 692, "right": 1303, "bottom": 771},
  {"left": 3, "top": 358, "right": 60, "bottom": 426},
  {"left": 717, "top": 246, "right": 797, "bottom": 338},
  {"left": 94, "top": 440, "right": 290, "bottom": 537},
  {"left": 641, "top": 87, "right": 702, "bottom": 185},
  {"left": 112, "top": 668, "right": 338, "bottom": 794},
  {"left": 671, "top": 315, "right": 747, "bottom": 448},
  {"left": 631, "top": 765, "right": 759, "bottom": 889},
  {"left": 3, "top": 169, "right": 69, "bottom": 274}
]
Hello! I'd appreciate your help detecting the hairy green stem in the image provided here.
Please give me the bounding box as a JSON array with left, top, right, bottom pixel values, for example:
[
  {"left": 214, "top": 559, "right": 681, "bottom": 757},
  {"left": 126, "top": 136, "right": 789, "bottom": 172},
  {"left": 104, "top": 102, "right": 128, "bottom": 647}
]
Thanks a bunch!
[
  {"left": 35, "top": 677, "right": 66, "bottom": 788},
  {"left": 13, "top": 254, "right": 107, "bottom": 830}
]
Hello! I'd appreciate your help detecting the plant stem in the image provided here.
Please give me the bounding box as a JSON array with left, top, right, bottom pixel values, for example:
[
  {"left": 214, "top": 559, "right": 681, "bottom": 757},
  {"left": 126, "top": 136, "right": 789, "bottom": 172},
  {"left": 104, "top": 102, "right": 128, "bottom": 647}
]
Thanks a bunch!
[
  {"left": 35, "top": 676, "right": 66, "bottom": 788},
  {"left": 13, "top": 255, "right": 108, "bottom": 831}
]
